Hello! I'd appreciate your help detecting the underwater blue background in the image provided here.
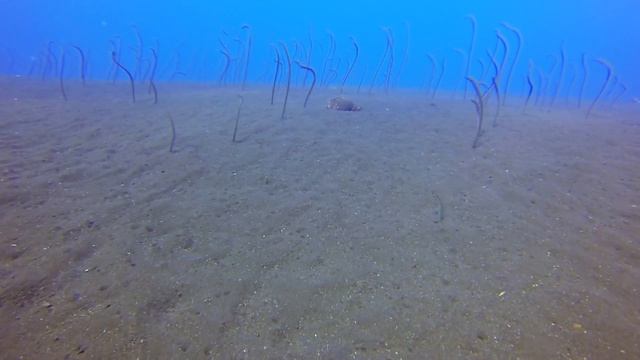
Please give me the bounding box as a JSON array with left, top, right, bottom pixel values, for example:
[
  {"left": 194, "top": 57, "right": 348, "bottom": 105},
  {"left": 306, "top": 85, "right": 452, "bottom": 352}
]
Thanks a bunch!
[{"left": 0, "top": 0, "right": 638, "bottom": 99}]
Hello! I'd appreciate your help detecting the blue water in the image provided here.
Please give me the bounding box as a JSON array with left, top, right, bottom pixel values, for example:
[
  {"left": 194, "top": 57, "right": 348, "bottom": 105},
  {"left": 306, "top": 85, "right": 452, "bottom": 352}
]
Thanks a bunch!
[{"left": 1, "top": 1, "right": 637, "bottom": 98}]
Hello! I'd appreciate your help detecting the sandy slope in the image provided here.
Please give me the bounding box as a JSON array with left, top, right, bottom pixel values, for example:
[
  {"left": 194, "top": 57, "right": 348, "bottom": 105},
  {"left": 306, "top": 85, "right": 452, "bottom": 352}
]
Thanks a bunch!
[{"left": 0, "top": 77, "right": 639, "bottom": 359}]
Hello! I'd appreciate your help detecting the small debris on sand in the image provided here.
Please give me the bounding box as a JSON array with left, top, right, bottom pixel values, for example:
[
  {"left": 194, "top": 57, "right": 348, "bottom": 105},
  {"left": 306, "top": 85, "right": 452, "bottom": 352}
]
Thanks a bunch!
[{"left": 327, "top": 97, "right": 362, "bottom": 111}]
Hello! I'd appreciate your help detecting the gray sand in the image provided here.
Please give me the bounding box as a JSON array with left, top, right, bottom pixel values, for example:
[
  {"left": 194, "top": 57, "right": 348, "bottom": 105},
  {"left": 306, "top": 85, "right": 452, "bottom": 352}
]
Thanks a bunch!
[{"left": 1, "top": 78, "right": 639, "bottom": 359}]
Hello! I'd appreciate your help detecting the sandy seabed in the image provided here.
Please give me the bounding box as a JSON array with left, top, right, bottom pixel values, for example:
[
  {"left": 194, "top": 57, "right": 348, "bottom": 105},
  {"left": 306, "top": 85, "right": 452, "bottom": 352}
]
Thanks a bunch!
[{"left": 0, "top": 77, "right": 639, "bottom": 359}]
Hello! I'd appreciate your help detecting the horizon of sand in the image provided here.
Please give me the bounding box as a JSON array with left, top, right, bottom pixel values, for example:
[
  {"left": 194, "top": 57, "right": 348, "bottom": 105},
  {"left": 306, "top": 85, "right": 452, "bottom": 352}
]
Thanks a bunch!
[{"left": 1, "top": 79, "right": 639, "bottom": 359}]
